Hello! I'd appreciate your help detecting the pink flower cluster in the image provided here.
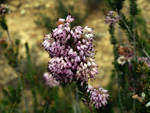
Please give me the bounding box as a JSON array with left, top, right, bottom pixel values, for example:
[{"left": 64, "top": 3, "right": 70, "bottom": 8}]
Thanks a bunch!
[
  {"left": 0, "top": 4, "right": 10, "bottom": 15},
  {"left": 87, "top": 85, "right": 109, "bottom": 109},
  {"left": 138, "top": 57, "right": 150, "bottom": 67},
  {"left": 43, "top": 72, "right": 59, "bottom": 88},
  {"left": 105, "top": 11, "right": 120, "bottom": 26},
  {"left": 42, "top": 14, "right": 98, "bottom": 85}
]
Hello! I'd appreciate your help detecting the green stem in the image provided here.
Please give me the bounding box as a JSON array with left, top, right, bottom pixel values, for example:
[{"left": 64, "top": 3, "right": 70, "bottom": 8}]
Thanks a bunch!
[
  {"left": 15, "top": 66, "right": 29, "bottom": 113},
  {"left": 116, "top": 72, "right": 124, "bottom": 113},
  {"left": 68, "top": 86, "right": 77, "bottom": 113},
  {"left": 6, "top": 28, "right": 28, "bottom": 113},
  {"left": 77, "top": 84, "right": 94, "bottom": 113},
  {"left": 43, "top": 88, "right": 51, "bottom": 113},
  {"left": 7, "top": 29, "right": 13, "bottom": 46},
  {"left": 132, "top": 0, "right": 136, "bottom": 111},
  {"left": 76, "top": 88, "right": 81, "bottom": 113},
  {"left": 119, "top": 13, "right": 134, "bottom": 40},
  {"left": 142, "top": 49, "right": 150, "bottom": 60},
  {"left": 10, "top": 102, "right": 17, "bottom": 113}
]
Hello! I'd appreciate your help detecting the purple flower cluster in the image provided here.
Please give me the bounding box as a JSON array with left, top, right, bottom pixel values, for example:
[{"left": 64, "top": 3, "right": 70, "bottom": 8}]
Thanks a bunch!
[
  {"left": 87, "top": 85, "right": 109, "bottom": 109},
  {"left": 0, "top": 4, "right": 10, "bottom": 15},
  {"left": 43, "top": 72, "right": 59, "bottom": 88},
  {"left": 42, "top": 14, "right": 98, "bottom": 85},
  {"left": 105, "top": 11, "right": 120, "bottom": 26}
]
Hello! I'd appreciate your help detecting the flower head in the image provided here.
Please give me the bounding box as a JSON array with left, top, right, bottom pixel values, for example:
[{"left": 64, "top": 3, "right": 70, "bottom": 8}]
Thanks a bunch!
[
  {"left": 87, "top": 85, "right": 109, "bottom": 109},
  {"left": 117, "top": 42, "right": 134, "bottom": 65},
  {"left": 118, "top": 42, "right": 133, "bottom": 58},
  {"left": 0, "top": 4, "right": 10, "bottom": 15},
  {"left": 117, "top": 55, "right": 126, "bottom": 65},
  {"left": 105, "top": 11, "right": 120, "bottom": 26},
  {"left": 42, "top": 14, "right": 98, "bottom": 85}
]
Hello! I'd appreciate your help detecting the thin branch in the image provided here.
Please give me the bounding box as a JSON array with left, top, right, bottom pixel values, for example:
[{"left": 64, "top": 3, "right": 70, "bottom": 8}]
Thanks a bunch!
[
  {"left": 76, "top": 88, "right": 81, "bottom": 113},
  {"left": 43, "top": 88, "right": 51, "bottom": 113},
  {"left": 133, "top": 12, "right": 136, "bottom": 62},
  {"left": 77, "top": 84, "right": 94, "bottom": 113},
  {"left": 15, "top": 66, "right": 29, "bottom": 113},
  {"left": 85, "top": 97, "right": 94, "bottom": 113},
  {"left": 68, "top": 86, "right": 77, "bottom": 113},
  {"left": 120, "top": 12, "right": 150, "bottom": 62},
  {"left": 119, "top": 13, "right": 134, "bottom": 40},
  {"left": 7, "top": 29, "right": 13, "bottom": 46},
  {"left": 137, "top": 40, "right": 150, "bottom": 60},
  {"left": 132, "top": 0, "right": 136, "bottom": 111},
  {"left": 115, "top": 26, "right": 125, "bottom": 113},
  {"left": 142, "top": 49, "right": 150, "bottom": 60},
  {"left": 116, "top": 71, "right": 124, "bottom": 113},
  {"left": 16, "top": 48, "right": 29, "bottom": 113},
  {"left": 6, "top": 30, "right": 28, "bottom": 113},
  {"left": 10, "top": 102, "right": 17, "bottom": 113},
  {"left": 83, "top": 90, "right": 94, "bottom": 113}
]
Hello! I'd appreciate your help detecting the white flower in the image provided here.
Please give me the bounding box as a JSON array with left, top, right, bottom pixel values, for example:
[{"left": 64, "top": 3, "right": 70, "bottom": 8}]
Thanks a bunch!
[
  {"left": 117, "top": 55, "right": 126, "bottom": 65},
  {"left": 145, "top": 102, "right": 150, "bottom": 107},
  {"left": 141, "top": 92, "right": 146, "bottom": 99},
  {"left": 57, "top": 18, "right": 65, "bottom": 22}
]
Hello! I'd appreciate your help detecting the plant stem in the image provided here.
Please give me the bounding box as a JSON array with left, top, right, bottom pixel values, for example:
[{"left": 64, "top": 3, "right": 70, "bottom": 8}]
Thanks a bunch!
[
  {"left": 15, "top": 66, "right": 29, "bottom": 113},
  {"left": 119, "top": 13, "right": 134, "bottom": 40},
  {"left": 116, "top": 71, "right": 124, "bottom": 113},
  {"left": 119, "top": 11, "right": 137, "bottom": 112},
  {"left": 77, "top": 83, "right": 94, "bottom": 113},
  {"left": 82, "top": 89, "right": 94, "bottom": 113},
  {"left": 7, "top": 29, "right": 13, "bottom": 46},
  {"left": 142, "top": 49, "right": 150, "bottom": 60},
  {"left": 76, "top": 88, "right": 81, "bottom": 113},
  {"left": 132, "top": 0, "right": 136, "bottom": 111},
  {"left": 85, "top": 98, "right": 94, "bottom": 113},
  {"left": 133, "top": 12, "right": 136, "bottom": 62},
  {"left": 68, "top": 86, "right": 77, "bottom": 113},
  {"left": 43, "top": 88, "right": 51, "bottom": 113},
  {"left": 120, "top": 12, "right": 150, "bottom": 62},
  {"left": 10, "top": 102, "right": 17, "bottom": 113},
  {"left": 17, "top": 106, "right": 22, "bottom": 113},
  {"left": 6, "top": 29, "right": 28, "bottom": 113},
  {"left": 115, "top": 27, "right": 124, "bottom": 113}
]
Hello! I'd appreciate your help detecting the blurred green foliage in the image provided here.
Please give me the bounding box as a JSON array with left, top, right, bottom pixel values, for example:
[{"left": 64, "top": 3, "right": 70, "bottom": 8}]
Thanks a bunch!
[
  {"left": 84, "top": 0, "right": 102, "bottom": 11},
  {"left": 0, "top": 86, "right": 21, "bottom": 113},
  {"left": 106, "top": 0, "right": 150, "bottom": 112},
  {"left": 35, "top": 0, "right": 88, "bottom": 31},
  {"left": 0, "top": 39, "right": 87, "bottom": 113}
]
